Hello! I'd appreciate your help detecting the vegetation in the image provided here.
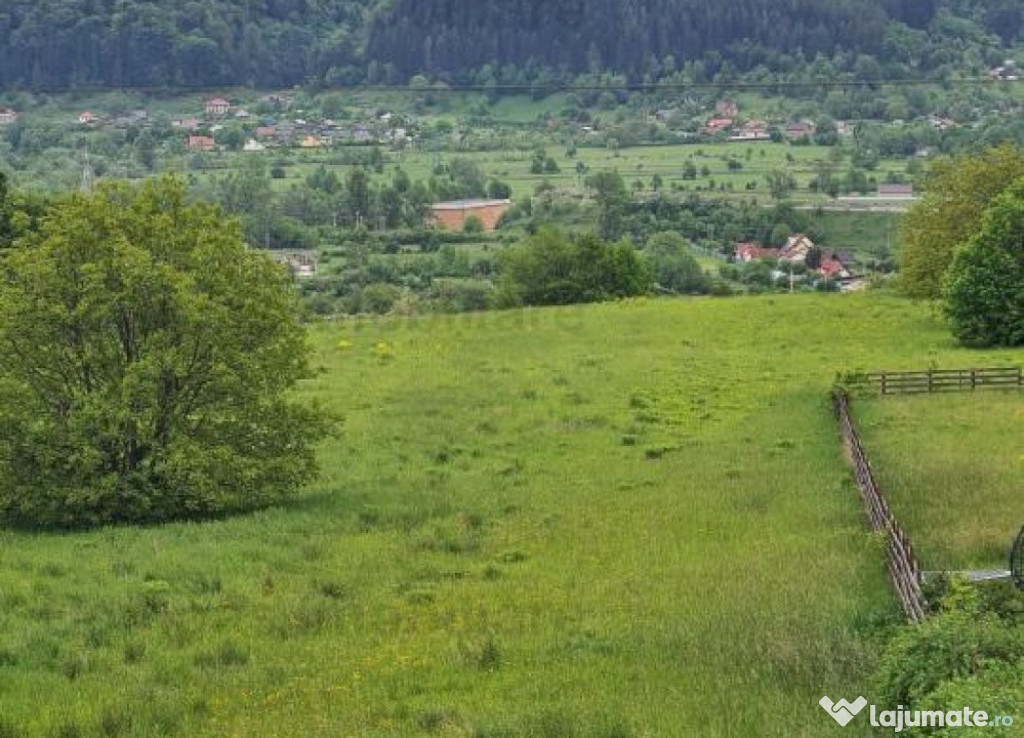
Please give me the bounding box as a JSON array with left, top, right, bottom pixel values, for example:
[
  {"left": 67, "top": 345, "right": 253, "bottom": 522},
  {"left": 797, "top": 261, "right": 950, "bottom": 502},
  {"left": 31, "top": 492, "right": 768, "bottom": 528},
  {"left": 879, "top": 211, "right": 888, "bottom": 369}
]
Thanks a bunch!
[
  {"left": 875, "top": 580, "right": 1023, "bottom": 737},
  {"left": 944, "top": 177, "right": 1024, "bottom": 346},
  {"left": 368, "top": 0, "right": 1008, "bottom": 83},
  {"left": 0, "top": 0, "right": 1021, "bottom": 93},
  {"left": 0, "top": 294, "right": 1020, "bottom": 735},
  {"left": 898, "top": 144, "right": 1024, "bottom": 300},
  {"left": 853, "top": 391, "right": 1024, "bottom": 571},
  {"left": 495, "top": 227, "right": 650, "bottom": 307},
  {"left": 0, "top": 178, "right": 329, "bottom": 527},
  {"left": 644, "top": 231, "right": 709, "bottom": 294}
]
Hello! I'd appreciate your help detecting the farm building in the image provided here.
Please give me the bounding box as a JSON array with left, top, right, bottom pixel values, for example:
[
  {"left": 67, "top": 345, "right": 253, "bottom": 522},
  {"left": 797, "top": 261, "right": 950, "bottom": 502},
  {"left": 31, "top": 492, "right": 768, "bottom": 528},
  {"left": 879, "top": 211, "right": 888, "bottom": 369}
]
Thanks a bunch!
[
  {"left": 430, "top": 199, "right": 511, "bottom": 232},
  {"left": 0, "top": 109, "right": 18, "bottom": 125}
]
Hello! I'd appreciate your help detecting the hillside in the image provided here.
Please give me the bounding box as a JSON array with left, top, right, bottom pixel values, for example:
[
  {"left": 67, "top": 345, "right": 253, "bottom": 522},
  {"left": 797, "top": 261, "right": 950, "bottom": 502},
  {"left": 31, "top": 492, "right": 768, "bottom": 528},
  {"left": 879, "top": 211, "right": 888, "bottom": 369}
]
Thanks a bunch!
[
  {"left": 0, "top": 0, "right": 377, "bottom": 89},
  {"left": 0, "top": 293, "right": 1021, "bottom": 736},
  {"left": 367, "top": 0, "right": 925, "bottom": 81},
  {"left": 0, "top": 0, "right": 1020, "bottom": 90}
]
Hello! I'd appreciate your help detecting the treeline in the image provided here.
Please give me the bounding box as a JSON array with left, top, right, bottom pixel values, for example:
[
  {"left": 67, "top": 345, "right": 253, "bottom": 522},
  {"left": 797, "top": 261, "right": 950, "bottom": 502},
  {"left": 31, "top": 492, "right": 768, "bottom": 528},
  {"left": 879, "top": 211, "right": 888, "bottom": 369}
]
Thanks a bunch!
[{"left": 0, "top": 0, "right": 1020, "bottom": 90}]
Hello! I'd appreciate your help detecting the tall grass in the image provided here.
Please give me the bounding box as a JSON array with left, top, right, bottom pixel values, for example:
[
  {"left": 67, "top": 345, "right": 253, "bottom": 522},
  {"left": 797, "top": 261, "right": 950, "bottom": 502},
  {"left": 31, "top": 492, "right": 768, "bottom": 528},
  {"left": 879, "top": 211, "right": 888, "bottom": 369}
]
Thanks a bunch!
[
  {"left": 0, "top": 293, "right": 1018, "bottom": 736},
  {"left": 854, "top": 392, "right": 1024, "bottom": 570}
]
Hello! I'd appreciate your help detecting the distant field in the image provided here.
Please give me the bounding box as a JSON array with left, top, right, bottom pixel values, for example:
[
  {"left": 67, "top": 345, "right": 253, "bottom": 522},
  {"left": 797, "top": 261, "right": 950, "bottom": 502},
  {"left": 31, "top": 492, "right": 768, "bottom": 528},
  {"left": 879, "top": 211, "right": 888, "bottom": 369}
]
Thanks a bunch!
[
  {"left": 233, "top": 140, "right": 905, "bottom": 204},
  {"left": 853, "top": 392, "right": 1024, "bottom": 570},
  {"left": 6, "top": 87, "right": 913, "bottom": 208}
]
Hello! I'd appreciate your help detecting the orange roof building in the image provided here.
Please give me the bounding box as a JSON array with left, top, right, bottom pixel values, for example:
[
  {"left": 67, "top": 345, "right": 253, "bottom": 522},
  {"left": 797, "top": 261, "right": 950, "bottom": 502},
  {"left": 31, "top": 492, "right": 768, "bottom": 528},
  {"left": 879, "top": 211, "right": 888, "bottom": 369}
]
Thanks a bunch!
[{"left": 430, "top": 199, "right": 512, "bottom": 232}]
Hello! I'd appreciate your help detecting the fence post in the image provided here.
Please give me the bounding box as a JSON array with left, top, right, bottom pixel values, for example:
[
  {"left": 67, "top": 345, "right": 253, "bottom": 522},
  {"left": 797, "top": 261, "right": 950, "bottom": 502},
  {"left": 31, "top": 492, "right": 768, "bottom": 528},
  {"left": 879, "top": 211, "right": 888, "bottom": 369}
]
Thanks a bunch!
[
  {"left": 881, "top": 373, "right": 887, "bottom": 395},
  {"left": 971, "top": 368, "right": 977, "bottom": 391}
]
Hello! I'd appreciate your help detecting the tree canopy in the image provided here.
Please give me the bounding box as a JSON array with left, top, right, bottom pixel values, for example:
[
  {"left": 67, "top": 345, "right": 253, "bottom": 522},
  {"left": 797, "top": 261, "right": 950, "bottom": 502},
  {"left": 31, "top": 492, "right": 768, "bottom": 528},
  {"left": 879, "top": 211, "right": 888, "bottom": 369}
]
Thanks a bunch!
[
  {"left": 496, "top": 227, "right": 650, "bottom": 307},
  {"left": 0, "top": 0, "right": 1018, "bottom": 89},
  {"left": 898, "top": 144, "right": 1024, "bottom": 299},
  {"left": 0, "top": 178, "right": 329, "bottom": 528},
  {"left": 943, "top": 177, "right": 1024, "bottom": 346}
]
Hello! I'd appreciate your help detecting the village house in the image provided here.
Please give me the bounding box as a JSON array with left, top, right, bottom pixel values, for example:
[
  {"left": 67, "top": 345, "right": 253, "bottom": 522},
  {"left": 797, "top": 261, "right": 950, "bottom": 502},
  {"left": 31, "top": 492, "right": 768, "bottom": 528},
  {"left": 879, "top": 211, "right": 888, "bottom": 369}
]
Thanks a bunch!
[
  {"left": 700, "top": 117, "right": 733, "bottom": 136},
  {"left": 430, "top": 199, "right": 511, "bottom": 232},
  {"left": 299, "top": 135, "right": 325, "bottom": 149},
  {"left": 255, "top": 125, "right": 277, "bottom": 140},
  {"left": 78, "top": 111, "right": 96, "bottom": 125},
  {"left": 205, "top": 98, "right": 230, "bottom": 116},
  {"left": 351, "top": 124, "right": 374, "bottom": 143},
  {"left": 729, "top": 120, "right": 769, "bottom": 142},
  {"left": 778, "top": 234, "right": 816, "bottom": 264},
  {"left": 187, "top": 135, "right": 216, "bottom": 152},
  {"left": 817, "top": 251, "right": 854, "bottom": 280},
  {"left": 242, "top": 139, "right": 266, "bottom": 152},
  {"left": 784, "top": 120, "right": 815, "bottom": 139},
  {"left": 0, "top": 109, "right": 18, "bottom": 125},
  {"left": 734, "top": 242, "right": 780, "bottom": 262},
  {"left": 172, "top": 117, "right": 201, "bottom": 132},
  {"left": 988, "top": 60, "right": 1019, "bottom": 81}
]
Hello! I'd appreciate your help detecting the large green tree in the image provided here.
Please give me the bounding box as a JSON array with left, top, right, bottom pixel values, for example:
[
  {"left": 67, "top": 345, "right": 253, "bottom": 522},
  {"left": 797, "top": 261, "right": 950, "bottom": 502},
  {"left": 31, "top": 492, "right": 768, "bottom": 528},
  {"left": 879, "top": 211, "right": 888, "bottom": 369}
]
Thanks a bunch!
[
  {"left": 644, "top": 231, "right": 708, "bottom": 294},
  {"left": 943, "top": 178, "right": 1024, "bottom": 347},
  {"left": 899, "top": 144, "right": 1024, "bottom": 299},
  {"left": 496, "top": 227, "right": 649, "bottom": 307},
  {"left": 0, "top": 178, "right": 329, "bottom": 528}
]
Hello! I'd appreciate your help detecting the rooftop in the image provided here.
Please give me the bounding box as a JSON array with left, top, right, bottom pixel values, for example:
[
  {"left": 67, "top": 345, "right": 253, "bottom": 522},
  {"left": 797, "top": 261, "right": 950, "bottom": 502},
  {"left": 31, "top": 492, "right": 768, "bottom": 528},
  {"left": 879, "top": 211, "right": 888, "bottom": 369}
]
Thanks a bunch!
[{"left": 431, "top": 199, "right": 511, "bottom": 210}]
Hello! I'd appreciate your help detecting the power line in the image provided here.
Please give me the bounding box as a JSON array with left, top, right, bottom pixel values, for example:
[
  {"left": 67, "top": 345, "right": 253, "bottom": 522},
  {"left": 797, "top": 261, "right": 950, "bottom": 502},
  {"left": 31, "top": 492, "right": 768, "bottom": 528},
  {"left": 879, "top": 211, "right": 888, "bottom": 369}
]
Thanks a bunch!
[{"left": 13, "top": 77, "right": 1023, "bottom": 96}]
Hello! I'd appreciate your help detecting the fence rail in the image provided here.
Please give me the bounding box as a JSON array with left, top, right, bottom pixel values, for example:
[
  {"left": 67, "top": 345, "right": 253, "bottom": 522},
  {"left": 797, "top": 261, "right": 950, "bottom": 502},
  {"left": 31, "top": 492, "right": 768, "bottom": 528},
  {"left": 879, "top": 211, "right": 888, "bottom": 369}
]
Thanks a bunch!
[
  {"left": 848, "top": 367, "right": 1023, "bottom": 395},
  {"left": 833, "top": 390, "right": 928, "bottom": 622}
]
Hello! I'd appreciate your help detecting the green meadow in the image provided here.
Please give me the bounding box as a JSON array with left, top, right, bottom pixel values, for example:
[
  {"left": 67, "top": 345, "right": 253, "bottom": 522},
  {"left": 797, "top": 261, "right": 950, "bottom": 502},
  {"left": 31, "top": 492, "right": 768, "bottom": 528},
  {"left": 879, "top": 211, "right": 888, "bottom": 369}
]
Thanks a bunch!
[
  {"left": 854, "top": 392, "right": 1024, "bottom": 571},
  {"left": 1, "top": 294, "right": 1018, "bottom": 737}
]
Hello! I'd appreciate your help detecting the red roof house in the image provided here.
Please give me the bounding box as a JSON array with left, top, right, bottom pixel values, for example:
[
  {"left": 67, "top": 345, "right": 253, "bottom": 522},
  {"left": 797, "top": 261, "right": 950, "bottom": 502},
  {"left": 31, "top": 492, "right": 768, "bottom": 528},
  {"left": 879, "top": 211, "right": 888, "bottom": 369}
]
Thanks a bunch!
[
  {"left": 735, "top": 242, "right": 780, "bottom": 262},
  {"left": 187, "top": 135, "right": 216, "bottom": 151}
]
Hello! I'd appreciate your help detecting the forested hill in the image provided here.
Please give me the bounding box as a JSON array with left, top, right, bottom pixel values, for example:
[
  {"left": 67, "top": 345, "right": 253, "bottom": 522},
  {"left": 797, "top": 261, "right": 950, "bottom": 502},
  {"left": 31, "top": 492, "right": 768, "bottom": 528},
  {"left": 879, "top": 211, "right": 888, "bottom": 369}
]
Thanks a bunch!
[
  {"left": 0, "top": 0, "right": 376, "bottom": 89},
  {"left": 0, "top": 0, "right": 1020, "bottom": 90},
  {"left": 367, "top": 0, "right": 937, "bottom": 81}
]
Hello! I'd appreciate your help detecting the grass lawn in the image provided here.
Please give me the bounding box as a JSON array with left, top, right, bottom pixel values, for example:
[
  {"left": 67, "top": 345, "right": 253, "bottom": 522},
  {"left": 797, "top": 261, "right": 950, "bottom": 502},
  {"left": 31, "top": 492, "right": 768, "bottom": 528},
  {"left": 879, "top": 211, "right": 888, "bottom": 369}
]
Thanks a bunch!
[
  {"left": 852, "top": 392, "right": 1024, "bottom": 571},
  {"left": 1, "top": 293, "right": 1019, "bottom": 737}
]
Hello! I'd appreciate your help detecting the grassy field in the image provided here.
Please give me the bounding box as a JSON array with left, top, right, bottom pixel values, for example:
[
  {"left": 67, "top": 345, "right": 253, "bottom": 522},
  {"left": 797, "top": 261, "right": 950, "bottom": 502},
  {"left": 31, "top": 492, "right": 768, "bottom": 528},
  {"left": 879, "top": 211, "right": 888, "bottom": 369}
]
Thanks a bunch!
[
  {"left": 853, "top": 392, "right": 1024, "bottom": 571},
  {"left": 190, "top": 141, "right": 901, "bottom": 204},
  {"left": 1, "top": 293, "right": 1019, "bottom": 737}
]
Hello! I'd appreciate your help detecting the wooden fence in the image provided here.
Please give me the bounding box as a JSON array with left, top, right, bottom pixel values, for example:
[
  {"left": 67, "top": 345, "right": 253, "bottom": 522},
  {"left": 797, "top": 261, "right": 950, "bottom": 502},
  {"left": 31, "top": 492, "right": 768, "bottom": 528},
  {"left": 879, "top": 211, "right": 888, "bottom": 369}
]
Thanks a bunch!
[
  {"left": 849, "top": 366, "right": 1023, "bottom": 395},
  {"left": 833, "top": 389, "right": 928, "bottom": 622}
]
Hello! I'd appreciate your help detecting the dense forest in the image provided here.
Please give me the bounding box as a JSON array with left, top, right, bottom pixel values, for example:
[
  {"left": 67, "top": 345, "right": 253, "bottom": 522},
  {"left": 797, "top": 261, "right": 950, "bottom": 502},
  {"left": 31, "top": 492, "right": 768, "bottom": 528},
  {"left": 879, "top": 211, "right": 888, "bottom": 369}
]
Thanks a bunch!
[
  {"left": 0, "top": 0, "right": 373, "bottom": 89},
  {"left": 0, "top": 0, "right": 1020, "bottom": 89}
]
